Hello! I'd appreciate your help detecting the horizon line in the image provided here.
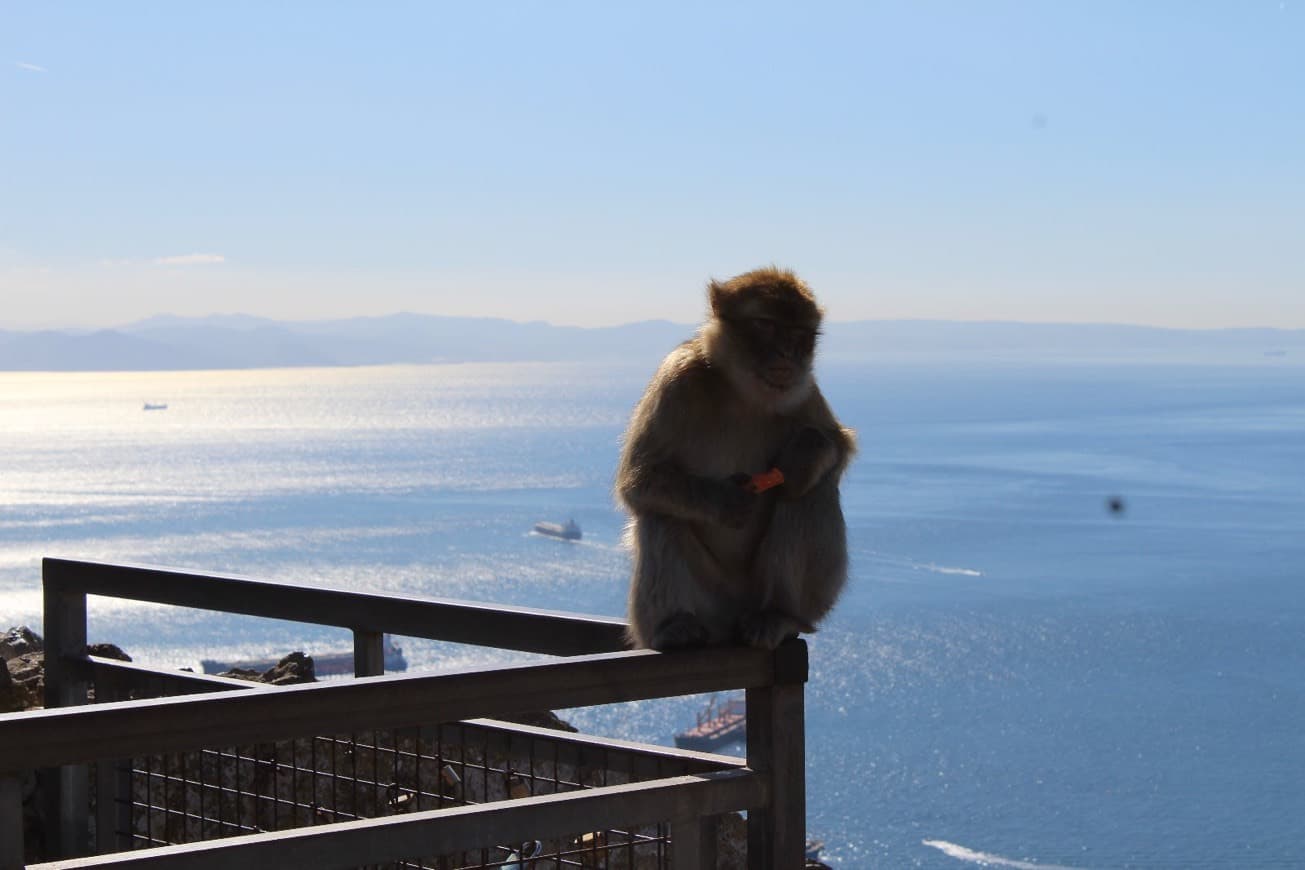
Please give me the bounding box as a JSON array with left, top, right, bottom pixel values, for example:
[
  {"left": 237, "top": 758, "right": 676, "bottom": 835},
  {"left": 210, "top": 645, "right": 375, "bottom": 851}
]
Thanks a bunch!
[{"left": 1, "top": 312, "right": 1302, "bottom": 335}]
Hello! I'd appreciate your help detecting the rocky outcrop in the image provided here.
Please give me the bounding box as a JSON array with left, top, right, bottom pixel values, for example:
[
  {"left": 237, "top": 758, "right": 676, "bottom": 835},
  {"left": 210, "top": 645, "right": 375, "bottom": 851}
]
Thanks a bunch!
[
  {"left": 216, "top": 650, "right": 317, "bottom": 685},
  {"left": 2, "top": 626, "right": 45, "bottom": 714},
  {"left": 86, "top": 643, "right": 132, "bottom": 662},
  {"left": 3, "top": 632, "right": 140, "bottom": 713},
  {"left": 1, "top": 625, "right": 41, "bottom": 660},
  {"left": 497, "top": 709, "right": 579, "bottom": 733}
]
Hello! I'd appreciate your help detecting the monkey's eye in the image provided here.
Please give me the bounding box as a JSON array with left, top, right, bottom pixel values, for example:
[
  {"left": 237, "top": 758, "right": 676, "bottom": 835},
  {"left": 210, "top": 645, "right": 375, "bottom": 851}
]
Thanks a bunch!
[{"left": 746, "top": 318, "right": 779, "bottom": 340}]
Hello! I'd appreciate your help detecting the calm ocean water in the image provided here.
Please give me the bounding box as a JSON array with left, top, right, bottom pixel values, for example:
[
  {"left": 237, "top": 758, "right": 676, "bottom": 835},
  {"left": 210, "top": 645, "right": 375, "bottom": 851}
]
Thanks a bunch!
[{"left": 2, "top": 359, "right": 1303, "bottom": 868}]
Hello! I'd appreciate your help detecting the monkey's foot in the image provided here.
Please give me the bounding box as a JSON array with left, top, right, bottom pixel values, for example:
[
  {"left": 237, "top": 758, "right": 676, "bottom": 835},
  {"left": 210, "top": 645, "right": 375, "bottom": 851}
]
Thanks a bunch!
[
  {"left": 649, "top": 611, "right": 710, "bottom": 651},
  {"left": 738, "top": 610, "right": 808, "bottom": 650}
]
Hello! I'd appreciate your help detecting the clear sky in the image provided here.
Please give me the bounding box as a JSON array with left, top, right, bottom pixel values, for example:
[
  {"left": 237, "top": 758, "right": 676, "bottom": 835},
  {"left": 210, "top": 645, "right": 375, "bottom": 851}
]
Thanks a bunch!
[{"left": 2, "top": 2, "right": 1302, "bottom": 329}]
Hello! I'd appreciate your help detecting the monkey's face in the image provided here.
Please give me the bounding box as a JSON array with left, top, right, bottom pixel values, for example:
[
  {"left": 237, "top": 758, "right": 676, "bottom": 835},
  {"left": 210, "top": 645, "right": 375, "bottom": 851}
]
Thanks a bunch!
[
  {"left": 727, "top": 314, "right": 819, "bottom": 391},
  {"left": 705, "top": 268, "right": 824, "bottom": 408}
]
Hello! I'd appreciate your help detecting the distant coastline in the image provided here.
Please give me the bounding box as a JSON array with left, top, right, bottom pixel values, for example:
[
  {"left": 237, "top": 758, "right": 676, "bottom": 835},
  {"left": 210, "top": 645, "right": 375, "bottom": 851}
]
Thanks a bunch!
[{"left": 0, "top": 313, "right": 1300, "bottom": 372}]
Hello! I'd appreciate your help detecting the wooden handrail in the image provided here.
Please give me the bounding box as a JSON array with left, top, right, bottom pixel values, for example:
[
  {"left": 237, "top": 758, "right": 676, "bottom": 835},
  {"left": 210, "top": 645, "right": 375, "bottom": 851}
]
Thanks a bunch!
[
  {"left": 0, "top": 645, "right": 778, "bottom": 773},
  {"left": 80, "top": 658, "right": 750, "bottom": 773},
  {"left": 43, "top": 557, "right": 629, "bottom": 656}
]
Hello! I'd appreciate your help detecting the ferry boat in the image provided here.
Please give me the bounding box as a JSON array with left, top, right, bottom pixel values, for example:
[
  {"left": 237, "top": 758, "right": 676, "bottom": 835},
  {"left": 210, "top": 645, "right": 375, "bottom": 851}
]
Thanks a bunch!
[
  {"left": 201, "top": 636, "right": 408, "bottom": 677},
  {"left": 532, "top": 518, "right": 581, "bottom": 541},
  {"left": 673, "top": 694, "right": 746, "bottom": 750}
]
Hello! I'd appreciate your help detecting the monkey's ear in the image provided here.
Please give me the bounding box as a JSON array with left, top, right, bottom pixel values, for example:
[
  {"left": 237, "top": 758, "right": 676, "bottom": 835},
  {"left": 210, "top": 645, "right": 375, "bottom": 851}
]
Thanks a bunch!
[{"left": 707, "top": 279, "right": 729, "bottom": 317}]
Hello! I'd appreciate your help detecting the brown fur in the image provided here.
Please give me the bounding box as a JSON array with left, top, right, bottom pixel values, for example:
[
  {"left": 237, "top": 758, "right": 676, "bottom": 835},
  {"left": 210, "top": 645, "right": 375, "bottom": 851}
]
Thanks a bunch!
[{"left": 616, "top": 267, "right": 856, "bottom": 650}]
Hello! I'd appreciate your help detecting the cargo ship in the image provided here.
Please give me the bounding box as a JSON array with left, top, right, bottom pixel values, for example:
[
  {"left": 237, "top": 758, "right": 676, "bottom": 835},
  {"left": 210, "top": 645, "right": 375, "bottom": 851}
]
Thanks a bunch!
[{"left": 673, "top": 694, "right": 746, "bottom": 750}]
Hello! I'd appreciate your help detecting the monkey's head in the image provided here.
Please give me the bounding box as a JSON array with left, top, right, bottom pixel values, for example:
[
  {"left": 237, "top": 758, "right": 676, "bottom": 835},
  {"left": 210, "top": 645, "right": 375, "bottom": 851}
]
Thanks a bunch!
[{"left": 702, "top": 266, "right": 823, "bottom": 412}]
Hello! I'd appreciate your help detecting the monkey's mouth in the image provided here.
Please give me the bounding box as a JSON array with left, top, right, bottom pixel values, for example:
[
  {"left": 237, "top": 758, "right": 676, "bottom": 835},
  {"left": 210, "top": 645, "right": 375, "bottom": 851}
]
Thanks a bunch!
[{"left": 759, "top": 365, "right": 800, "bottom": 391}]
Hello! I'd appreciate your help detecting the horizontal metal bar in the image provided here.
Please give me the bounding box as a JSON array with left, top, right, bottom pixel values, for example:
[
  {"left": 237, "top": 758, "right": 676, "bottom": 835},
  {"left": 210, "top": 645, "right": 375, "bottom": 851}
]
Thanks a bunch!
[
  {"left": 44, "top": 557, "right": 629, "bottom": 656},
  {"left": 0, "top": 645, "right": 775, "bottom": 773},
  {"left": 32, "top": 769, "right": 766, "bottom": 870}
]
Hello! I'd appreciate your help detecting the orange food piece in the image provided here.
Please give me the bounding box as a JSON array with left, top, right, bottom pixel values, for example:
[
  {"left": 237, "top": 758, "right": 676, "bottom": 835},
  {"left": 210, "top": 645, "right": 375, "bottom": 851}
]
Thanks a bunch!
[{"left": 748, "top": 467, "right": 785, "bottom": 493}]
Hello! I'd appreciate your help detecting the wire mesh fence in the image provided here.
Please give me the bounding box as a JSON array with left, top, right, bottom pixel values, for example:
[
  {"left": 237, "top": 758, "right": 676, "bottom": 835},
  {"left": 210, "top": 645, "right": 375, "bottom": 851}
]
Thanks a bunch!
[
  {"left": 85, "top": 670, "right": 743, "bottom": 869},
  {"left": 97, "top": 722, "right": 691, "bottom": 868}
]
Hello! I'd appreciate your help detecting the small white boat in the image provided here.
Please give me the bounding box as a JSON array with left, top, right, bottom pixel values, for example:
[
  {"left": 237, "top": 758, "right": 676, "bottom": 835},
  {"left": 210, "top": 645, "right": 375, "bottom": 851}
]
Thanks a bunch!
[{"left": 142, "top": 402, "right": 168, "bottom": 411}]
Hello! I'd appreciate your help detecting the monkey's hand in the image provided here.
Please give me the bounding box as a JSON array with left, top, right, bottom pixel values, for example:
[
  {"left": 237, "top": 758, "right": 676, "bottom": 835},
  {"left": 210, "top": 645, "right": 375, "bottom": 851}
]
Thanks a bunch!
[
  {"left": 715, "top": 474, "right": 760, "bottom": 529},
  {"left": 773, "top": 426, "right": 839, "bottom": 499}
]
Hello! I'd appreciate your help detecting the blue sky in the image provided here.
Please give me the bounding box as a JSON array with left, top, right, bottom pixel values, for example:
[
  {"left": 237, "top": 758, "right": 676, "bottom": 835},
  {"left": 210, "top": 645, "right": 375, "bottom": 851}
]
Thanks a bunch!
[{"left": 2, "top": 2, "right": 1302, "bottom": 329}]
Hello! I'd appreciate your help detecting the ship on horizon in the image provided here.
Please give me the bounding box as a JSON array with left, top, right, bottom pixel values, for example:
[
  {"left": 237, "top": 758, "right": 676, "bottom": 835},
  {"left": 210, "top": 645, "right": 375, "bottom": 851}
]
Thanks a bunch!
[{"left": 532, "top": 518, "right": 581, "bottom": 541}]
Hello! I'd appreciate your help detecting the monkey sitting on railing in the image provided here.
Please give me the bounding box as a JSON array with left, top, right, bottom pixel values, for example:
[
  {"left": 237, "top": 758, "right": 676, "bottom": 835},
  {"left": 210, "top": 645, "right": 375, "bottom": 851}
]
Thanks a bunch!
[{"left": 617, "top": 267, "right": 856, "bottom": 651}]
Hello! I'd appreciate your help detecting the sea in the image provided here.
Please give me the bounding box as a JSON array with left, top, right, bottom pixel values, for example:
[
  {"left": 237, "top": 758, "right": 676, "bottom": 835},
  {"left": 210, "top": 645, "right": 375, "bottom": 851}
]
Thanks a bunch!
[{"left": 1, "top": 356, "right": 1303, "bottom": 868}]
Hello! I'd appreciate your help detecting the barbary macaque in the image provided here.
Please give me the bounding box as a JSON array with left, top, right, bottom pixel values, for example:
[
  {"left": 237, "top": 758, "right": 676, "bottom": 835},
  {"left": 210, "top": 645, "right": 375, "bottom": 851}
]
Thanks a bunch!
[{"left": 616, "top": 267, "right": 856, "bottom": 650}]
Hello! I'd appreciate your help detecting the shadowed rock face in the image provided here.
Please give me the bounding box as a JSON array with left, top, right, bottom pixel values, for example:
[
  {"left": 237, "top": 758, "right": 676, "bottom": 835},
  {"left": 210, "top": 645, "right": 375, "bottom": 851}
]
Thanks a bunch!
[
  {"left": 2, "top": 626, "right": 45, "bottom": 714},
  {"left": 2, "top": 630, "right": 142, "bottom": 713},
  {"left": 1, "top": 652, "right": 43, "bottom": 712}
]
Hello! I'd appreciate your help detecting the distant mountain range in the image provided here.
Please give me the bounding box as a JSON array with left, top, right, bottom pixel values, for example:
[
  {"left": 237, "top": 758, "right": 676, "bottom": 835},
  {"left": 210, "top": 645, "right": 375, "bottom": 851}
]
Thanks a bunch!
[{"left": 0, "top": 313, "right": 1300, "bottom": 371}]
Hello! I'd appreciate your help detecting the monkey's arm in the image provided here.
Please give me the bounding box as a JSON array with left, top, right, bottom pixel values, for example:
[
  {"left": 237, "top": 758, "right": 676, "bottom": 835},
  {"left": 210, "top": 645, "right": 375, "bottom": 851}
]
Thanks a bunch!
[
  {"left": 617, "top": 446, "right": 755, "bottom": 528},
  {"left": 616, "top": 367, "right": 757, "bottom": 528},
  {"left": 773, "top": 390, "right": 857, "bottom": 499}
]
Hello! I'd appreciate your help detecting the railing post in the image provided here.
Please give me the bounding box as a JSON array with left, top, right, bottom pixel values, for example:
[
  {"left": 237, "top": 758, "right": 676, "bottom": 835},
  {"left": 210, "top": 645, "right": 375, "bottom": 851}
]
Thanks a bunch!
[
  {"left": 746, "top": 638, "right": 807, "bottom": 870},
  {"left": 94, "top": 759, "right": 133, "bottom": 854},
  {"left": 42, "top": 564, "right": 91, "bottom": 857},
  {"left": 1, "top": 773, "right": 23, "bottom": 870},
  {"left": 89, "top": 664, "right": 133, "bottom": 854},
  {"left": 353, "top": 630, "right": 385, "bottom": 677},
  {"left": 671, "top": 812, "right": 718, "bottom": 869}
]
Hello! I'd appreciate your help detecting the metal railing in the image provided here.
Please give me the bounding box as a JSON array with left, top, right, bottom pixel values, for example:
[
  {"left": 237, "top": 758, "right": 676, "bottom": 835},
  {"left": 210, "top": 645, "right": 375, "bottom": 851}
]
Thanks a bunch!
[{"left": 0, "top": 558, "right": 808, "bottom": 869}]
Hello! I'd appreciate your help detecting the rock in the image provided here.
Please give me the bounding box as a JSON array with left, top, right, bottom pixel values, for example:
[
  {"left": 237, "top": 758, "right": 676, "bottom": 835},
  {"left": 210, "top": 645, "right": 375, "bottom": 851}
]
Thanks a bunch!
[
  {"left": 214, "top": 652, "right": 316, "bottom": 685},
  {"left": 261, "top": 651, "right": 315, "bottom": 685},
  {"left": 497, "top": 710, "right": 579, "bottom": 732},
  {"left": 0, "top": 654, "right": 15, "bottom": 713},
  {"left": 3, "top": 651, "right": 44, "bottom": 713},
  {"left": 85, "top": 643, "right": 132, "bottom": 662},
  {"left": 1, "top": 626, "right": 43, "bottom": 661}
]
